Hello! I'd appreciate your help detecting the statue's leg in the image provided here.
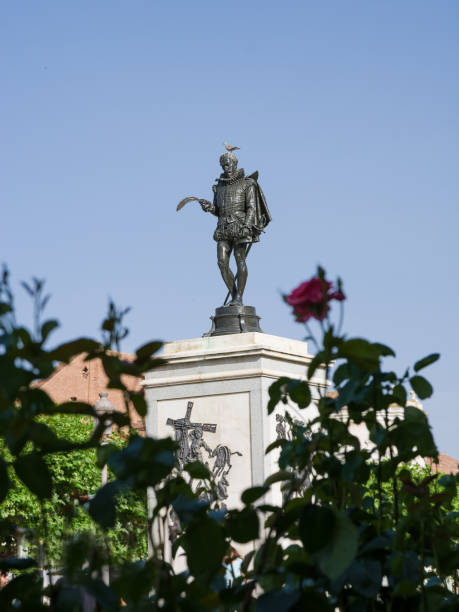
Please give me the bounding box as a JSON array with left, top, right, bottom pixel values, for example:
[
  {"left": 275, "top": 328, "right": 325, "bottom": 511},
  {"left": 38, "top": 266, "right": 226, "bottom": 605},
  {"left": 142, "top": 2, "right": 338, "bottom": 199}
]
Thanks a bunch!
[
  {"left": 232, "top": 243, "right": 248, "bottom": 305},
  {"left": 217, "top": 241, "right": 235, "bottom": 299}
]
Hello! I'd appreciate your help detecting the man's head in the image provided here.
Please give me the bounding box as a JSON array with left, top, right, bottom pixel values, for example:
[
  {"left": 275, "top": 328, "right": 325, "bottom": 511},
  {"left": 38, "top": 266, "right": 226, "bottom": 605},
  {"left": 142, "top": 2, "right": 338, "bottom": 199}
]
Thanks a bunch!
[
  {"left": 219, "top": 152, "right": 238, "bottom": 177},
  {"left": 0, "top": 571, "right": 10, "bottom": 588}
]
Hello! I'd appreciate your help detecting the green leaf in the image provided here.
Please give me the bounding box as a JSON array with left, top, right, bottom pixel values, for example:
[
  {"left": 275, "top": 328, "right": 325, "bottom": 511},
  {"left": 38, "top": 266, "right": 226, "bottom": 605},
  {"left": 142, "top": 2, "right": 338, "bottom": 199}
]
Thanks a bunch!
[
  {"left": 47, "top": 338, "right": 100, "bottom": 362},
  {"left": 45, "top": 401, "right": 95, "bottom": 416},
  {"left": 276, "top": 498, "right": 306, "bottom": 534},
  {"left": 29, "top": 421, "right": 82, "bottom": 452},
  {"left": 255, "top": 589, "right": 300, "bottom": 612},
  {"left": 130, "top": 393, "right": 147, "bottom": 417},
  {"left": 0, "top": 557, "right": 37, "bottom": 571},
  {"left": 13, "top": 453, "right": 52, "bottom": 499},
  {"left": 241, "top": 486, "right": 269, "bottom": 505},
  {"left": 182, "top": 516, "right": 225, "bottom": 580},
  {"left": 80, "top": 577, "right": 118, "bottom": 612},
  {"left": 296, "top": 591, "right": 331, "bottom": 611},
  {"left": 360, "top": 533, "right": 394, "bottom": 554},
  {"left": 338, "top": 338, "right": 382, "bottom": 371},
  {"left": 183, "top": 461, "right": 210, "bottom": 480},
  {"left": 107, "top": 436, "right": 175, "bottom": 485},
  {"left": 0, "top": 456, "right": 11, "bottom": 503},
  {"left": 258, "top": 504, "right": 280, "bottom": 513},
  {"left": 438, "top": 474, "right": 456, "bottom": 488},
  {"left": 391, "top": 417, "right": 437, "bottom": 458},
  {"left": 372, "top": 343, "right": 396, "bottom": 357},
  {"left": 0, "top": 302, "right": 12, "bottom": 315},
  {"left": 135, "top": 340, "right": 163, "bottom": 361},
  {"left": 241, "top": 549, "right": 256, "bottom": 575},
  {"left": 404, "top": 405, "right": 426, "bottom": 423},
  {"left": 392, "top": 384, "right": 407, "bottom": 407},
  {"left": 265, "top": 439, "right": 284, "bottom": 454},
  {"left": 89, "top": 481, "right": 127, "bottom": 529},
  {"left": 264, "top": 470, "right": 295, "bottom": 486},
  {"left": 41, "top": 319, "right": 59, "bottom": 342},
  {"left": 226, "top": 507, "right": 259, "bottom": 543},
  {"left": 414, "top": 352, "right": 440, "bottom": 372},
  {"left": 409, "top": 375, "right": 433, "bottom": 399},
  {"left": 393, "top": 580, "right": 417, "bottom": 597},
  {"left": 307, "top": 352, "right": 325, "bottom": 379},
  {"left": 96, "top": 443, "right": 118, "bottom": 468},
  {"left": 268, "top": 377, "right": 291, "bottom": 414},
  {"left": 318, "top": 511, "right": 358, "bottom": 580},
  {"left": 0, "top": 572, "right": 43, "bottom": 607},
  {"left": 254, "top": 540, "right": 283, "bottom": 574},
  {"left": 381, "top": 458, "right": 398, "bottom": 480},
  {"left": 101, "top": 353, "right": 123, "bottom": 382},
  {"left": 346, "top": 559, "right": 382, "bottom": 599},
  {"left": 172, "top": 494, "right": 209, "bottom": 524},
  {"left": 171, "top": 534, "right": 185, "bottom": 558},
  {"left": 299, "top": 504, "right": 335, "bottom": 554},
  {"left": 333, "top": 363, "right": 350, "bottom": 386},
  {"left": 105, "top": 559, "right": 156, "bottom": 604},
  {"left": 287, "top": 380, "right": 311, "bottom": 408}
]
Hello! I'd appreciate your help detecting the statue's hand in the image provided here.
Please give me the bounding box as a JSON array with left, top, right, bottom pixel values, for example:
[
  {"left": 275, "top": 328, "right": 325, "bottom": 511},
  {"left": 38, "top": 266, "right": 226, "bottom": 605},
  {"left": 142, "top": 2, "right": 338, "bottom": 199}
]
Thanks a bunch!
[
  {"left": 241, "top": 225, "right": 251, "bottom": 239},
  {"left": 199, "top": 199, "right": 212, "bottom": 212}
]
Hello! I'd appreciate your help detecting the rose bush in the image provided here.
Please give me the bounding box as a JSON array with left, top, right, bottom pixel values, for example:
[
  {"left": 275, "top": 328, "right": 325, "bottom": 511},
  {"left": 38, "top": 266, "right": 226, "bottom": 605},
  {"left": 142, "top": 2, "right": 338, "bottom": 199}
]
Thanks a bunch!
[{"left": 0, "top": 266, "right": 457, "bottom": 611}]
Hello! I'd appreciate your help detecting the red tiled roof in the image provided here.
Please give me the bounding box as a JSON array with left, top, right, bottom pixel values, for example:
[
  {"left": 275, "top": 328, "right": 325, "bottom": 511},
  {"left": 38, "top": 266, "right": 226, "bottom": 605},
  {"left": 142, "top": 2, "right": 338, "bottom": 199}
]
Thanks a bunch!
[
  {"left": 38, "top": 352, "right": 144, "bottom": 431},
  {"left": 426, "top": 453, "right": 459, "bottom": 475}
]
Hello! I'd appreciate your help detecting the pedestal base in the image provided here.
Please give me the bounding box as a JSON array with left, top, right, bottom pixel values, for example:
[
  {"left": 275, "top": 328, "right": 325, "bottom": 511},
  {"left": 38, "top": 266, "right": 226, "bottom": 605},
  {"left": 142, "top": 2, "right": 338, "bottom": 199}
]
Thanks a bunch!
[
  {"left": 145, "top": 333, "right": 327, "bottom": 506},
  {"left": 205, "top": 304, "right": 262, "bottom": 336},
  {"left": 144, "top": 333, "right": 327, "bottom": 566}
]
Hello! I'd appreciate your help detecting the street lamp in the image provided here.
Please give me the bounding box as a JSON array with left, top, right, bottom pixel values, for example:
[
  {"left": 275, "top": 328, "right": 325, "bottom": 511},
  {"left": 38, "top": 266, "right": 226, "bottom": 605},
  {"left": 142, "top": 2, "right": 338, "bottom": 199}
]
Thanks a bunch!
[
  {"left": 93, "top": 392, "right": 115, "bottom": 585},
  {"left": 93, "top": 392, "right": 114, "bottom": 487}
]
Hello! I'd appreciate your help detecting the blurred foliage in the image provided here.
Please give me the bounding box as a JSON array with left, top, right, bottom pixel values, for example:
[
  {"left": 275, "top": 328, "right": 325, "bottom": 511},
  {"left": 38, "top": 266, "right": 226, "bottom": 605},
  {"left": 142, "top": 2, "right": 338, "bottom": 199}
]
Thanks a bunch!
[{"left": 0, "top": 265, "right": 457, "bottom": 611}]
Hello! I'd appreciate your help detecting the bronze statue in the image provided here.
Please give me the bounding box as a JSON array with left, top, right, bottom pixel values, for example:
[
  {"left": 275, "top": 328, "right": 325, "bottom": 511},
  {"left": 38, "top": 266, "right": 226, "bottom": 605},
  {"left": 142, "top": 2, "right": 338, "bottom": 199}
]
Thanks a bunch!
[{"left": 177, "top": 149, "right": 271, "bottom": 335}]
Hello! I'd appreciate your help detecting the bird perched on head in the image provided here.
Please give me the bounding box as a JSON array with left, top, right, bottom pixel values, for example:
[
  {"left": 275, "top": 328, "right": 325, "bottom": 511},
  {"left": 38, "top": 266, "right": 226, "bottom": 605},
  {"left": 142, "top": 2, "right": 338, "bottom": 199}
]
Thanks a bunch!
[{"left": 223, "top": 141, "right": 240, "bottom": 152}]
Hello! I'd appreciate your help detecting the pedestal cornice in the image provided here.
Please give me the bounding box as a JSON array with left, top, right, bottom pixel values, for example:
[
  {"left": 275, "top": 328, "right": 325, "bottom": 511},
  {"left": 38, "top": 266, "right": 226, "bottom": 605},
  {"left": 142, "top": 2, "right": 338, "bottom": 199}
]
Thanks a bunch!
[{"left": 143, "top": 332, "right": 325, "bottom": 388}]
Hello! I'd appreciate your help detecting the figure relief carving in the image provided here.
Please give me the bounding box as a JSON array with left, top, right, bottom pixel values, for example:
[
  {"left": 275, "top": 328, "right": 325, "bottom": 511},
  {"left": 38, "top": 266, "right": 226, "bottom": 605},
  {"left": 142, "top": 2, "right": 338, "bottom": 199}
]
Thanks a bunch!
[{"left": 166, "top": 401, "right": 242, "bottom": 508}]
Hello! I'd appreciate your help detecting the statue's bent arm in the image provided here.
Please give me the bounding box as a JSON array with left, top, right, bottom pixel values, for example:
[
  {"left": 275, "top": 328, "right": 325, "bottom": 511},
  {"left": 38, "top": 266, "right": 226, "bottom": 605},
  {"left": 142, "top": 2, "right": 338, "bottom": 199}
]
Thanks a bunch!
[
  {"left": 199, "top": 185, "right": 218, "bottom": 215},
  {"left": 244, "top": 181, "right": 257, "bottom": 227}
]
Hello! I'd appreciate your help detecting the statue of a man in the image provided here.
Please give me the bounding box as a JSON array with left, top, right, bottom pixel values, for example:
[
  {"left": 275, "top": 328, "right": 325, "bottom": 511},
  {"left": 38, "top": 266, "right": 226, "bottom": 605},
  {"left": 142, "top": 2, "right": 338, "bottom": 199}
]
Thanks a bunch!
[{"left": 198, "top": 152, "right": 271, "bottom": 306}]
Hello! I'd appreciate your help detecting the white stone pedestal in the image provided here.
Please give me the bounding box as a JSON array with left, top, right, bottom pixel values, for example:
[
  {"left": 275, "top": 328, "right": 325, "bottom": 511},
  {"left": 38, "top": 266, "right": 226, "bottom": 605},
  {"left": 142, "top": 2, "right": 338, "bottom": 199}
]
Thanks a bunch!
[{"left": 144, "top": 332, "right": 327, "bottom": 510}]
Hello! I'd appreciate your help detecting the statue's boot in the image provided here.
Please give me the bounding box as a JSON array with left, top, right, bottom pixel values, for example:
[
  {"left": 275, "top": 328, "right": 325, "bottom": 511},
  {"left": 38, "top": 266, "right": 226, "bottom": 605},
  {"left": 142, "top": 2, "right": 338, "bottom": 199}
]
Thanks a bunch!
[
  {"left": 229, "top": 294, "right": 243, "bottom": 306},
  {"left": 223, "top": 286, "right": 238, "bottom": 307}
]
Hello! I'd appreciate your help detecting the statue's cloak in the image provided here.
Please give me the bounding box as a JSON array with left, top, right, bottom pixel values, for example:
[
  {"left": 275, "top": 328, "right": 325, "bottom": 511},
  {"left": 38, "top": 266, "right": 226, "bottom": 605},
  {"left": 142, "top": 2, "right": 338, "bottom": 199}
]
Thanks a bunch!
[{"left": 247, "top": 170, "right": 272, "bottom": 234}]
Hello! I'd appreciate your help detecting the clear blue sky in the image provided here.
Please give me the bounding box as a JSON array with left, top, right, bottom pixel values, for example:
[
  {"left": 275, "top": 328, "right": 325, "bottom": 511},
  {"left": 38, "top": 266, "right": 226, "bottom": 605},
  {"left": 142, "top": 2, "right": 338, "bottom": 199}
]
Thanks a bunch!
[{"left": 1, "top": 2, "right": 458, "bottom": 457}]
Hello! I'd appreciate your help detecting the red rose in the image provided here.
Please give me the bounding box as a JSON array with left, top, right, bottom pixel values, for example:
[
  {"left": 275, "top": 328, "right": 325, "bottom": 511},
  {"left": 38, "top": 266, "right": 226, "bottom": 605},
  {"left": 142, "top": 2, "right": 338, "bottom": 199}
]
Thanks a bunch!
[
  {"left": 286, "top": 278, "right": 332, "bottom": 306},
  {"left": 285, "top": 276, "right": 345, "bottom": 322}
]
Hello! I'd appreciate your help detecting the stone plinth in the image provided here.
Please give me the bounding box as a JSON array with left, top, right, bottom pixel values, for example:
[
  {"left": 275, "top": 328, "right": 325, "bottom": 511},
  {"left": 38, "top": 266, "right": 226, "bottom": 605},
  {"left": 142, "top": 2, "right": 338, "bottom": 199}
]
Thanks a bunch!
[
  {"left": 144, "top": 332, "right": 327, "bottom": 509},
  {"left": 206, "top": 304, "right": 262, "bottom": 336}
]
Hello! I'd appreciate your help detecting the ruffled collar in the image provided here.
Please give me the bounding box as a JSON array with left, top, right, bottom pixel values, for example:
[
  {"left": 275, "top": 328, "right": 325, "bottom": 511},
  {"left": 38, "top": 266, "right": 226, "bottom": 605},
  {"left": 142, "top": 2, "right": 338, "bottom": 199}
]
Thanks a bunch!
[{"left": 216, "top": 168, "right": 245, "bottom": 184}]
